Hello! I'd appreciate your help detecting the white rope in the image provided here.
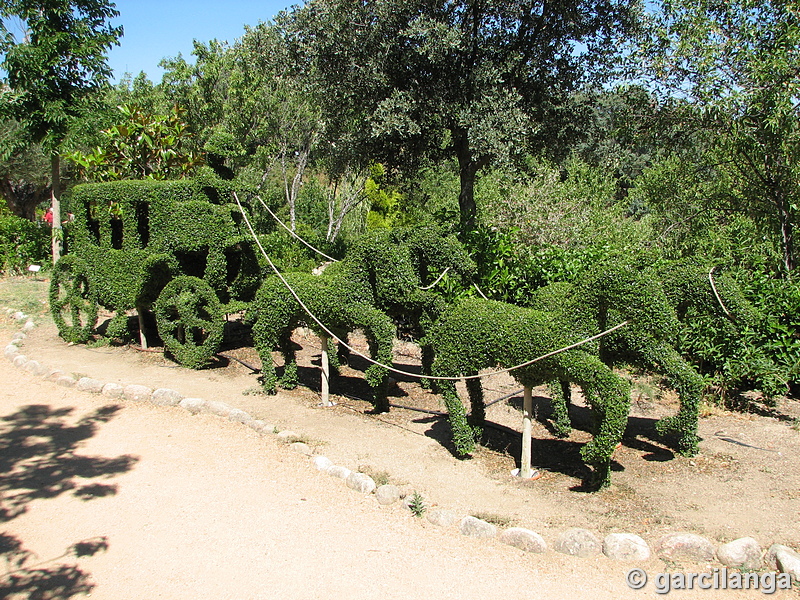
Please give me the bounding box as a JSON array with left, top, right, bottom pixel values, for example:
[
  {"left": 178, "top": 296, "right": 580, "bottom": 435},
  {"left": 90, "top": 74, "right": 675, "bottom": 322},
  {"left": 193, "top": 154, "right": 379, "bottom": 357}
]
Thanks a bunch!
[
  {"left": 419, "top": 267, "right": 451, "bottom": 290},
  {"left": 708, "top": 267, "right": 735, "bottom": 322},
  {"left": 236, "top": 192, "right": 628, "bottom": 381},
  {"left": 473, "top": 282, "right": 489, "bottom": 299},
  {"left": 255, "top": 194, "right": 339, "bottom": 263}
]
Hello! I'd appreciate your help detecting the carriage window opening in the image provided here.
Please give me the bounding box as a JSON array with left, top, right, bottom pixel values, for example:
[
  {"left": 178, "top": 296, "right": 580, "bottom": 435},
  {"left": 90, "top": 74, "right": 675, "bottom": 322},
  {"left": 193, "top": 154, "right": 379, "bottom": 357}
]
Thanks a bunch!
[
  {"left": 175, "top": 247, "right": 208, "bottom": 278},
  {"left": 86, "top": 205, "right": 100, "bottom": 245},
  {"left": 136, "top": 203, "right": 150, "bottom": 248},
  {"left": 110, "top": 218, "right": 123, "bottom": 249}
]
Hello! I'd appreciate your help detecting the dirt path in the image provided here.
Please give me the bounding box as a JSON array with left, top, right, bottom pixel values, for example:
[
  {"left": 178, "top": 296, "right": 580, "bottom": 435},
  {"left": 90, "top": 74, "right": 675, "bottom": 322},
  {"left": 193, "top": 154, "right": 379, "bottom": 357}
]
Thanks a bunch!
[{"left": 1, "top": 276, "right": 798, "bottom": 599}]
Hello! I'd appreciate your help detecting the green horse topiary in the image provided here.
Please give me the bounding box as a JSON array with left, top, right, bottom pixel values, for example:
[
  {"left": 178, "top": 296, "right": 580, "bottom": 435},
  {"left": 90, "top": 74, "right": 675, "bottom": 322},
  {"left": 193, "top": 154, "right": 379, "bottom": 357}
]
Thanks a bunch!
[
  {"left": 427, "top": 262, "right": 678, "bottom": 490},
  {"left": 249, "top": 226, "right": 474, "bottom": 411}
]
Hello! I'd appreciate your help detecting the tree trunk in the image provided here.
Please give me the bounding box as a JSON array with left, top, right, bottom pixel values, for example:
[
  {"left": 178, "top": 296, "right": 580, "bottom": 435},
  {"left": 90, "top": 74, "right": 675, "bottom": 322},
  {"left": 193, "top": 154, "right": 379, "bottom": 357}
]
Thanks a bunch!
[
  {"left": 0, "top": 179, "right": 48, "bottom": 221},
  {"left": 454, "top": 127, "right": 487, "bottom": 236},
  {"left": 50, "top": 154, "right": 62, "bottom": 263},
  {"left": 776, "top": 192, "right": 795, "bottom": 275}
]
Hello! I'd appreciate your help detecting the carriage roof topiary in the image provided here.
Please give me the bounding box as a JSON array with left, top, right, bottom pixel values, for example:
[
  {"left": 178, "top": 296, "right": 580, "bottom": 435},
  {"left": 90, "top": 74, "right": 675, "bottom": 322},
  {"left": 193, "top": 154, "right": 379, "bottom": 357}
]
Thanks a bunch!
[{"left": 50, "top": 179, "right": 262, "bottom": 368}]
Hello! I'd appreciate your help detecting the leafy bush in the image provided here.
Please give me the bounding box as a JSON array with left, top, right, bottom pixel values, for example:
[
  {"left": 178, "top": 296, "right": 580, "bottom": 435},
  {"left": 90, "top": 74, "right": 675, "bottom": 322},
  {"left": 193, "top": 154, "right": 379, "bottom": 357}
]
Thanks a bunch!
[{"left": 0, "top": 211, "right": 50, "bottom": 273}]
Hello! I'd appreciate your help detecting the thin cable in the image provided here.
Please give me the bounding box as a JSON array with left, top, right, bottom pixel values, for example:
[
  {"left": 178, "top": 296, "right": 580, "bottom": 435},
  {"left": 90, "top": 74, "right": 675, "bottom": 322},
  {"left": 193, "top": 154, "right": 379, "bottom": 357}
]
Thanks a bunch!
[
  {"left": 419, "top": 267, "right": 451, "bottom": 290},
  {"left": 255, "top": 194, "right": 339, "bottom": 263},
  {"left": 473, "top": 282, "right": 489, "bottom": 299},
  {"left": 708, "top": 267, "right": 736, "bottom": 322},
  {"left": 235, "top": 193, "right": 629, "bottom": 381}
]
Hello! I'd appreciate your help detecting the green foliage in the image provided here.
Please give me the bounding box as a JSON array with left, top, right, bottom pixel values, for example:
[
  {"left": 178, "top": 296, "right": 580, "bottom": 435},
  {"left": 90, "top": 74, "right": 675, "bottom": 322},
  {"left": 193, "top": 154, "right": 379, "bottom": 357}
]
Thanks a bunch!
[
  {"left": 65, "top": 104, "right": 204, "bottom": 182},
  {"left": 0, "top": 209, "right": 49, "bottom": 272},
  {"left": 49, "top": 255, "right": 98, "bottom": 343},
  {"left": 50, "top": 179, "right": 262, "bottom": 365},
  {"left": 407, "top": 491, "right": 426, "bottom": 517},
  {"left": 249, "top": 225, "right": 473, "bottom": 411}
]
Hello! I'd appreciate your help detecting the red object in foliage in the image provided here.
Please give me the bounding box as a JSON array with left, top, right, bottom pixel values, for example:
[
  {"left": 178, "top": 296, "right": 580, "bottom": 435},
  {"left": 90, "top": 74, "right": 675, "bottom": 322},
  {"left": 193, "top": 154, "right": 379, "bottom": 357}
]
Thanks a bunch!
[{"left": 43, "top": 208, "right": 53, "bottom": 225}]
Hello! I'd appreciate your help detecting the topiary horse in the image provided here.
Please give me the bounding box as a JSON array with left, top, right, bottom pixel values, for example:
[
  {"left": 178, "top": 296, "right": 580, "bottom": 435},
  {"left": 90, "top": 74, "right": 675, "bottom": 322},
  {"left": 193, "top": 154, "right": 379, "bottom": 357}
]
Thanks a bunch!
[
  {"left": 249, "top": 226, "right": 474, "bottom": 412},
  {"left": 427, "top": 263, "right": 678, "bottom": 490}
]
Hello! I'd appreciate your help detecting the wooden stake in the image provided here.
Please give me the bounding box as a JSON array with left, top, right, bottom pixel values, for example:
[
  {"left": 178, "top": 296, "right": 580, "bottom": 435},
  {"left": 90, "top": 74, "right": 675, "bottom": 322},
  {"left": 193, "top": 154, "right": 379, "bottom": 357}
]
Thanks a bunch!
[
  {"left": 319, "top": 333, "right": 332, "bottom": 406},
  {"left": 137, "top": 306, "right": 148, "bottom": 349},
  {"left": 521, "top": 386, "right": 533, "bottom": 478}
]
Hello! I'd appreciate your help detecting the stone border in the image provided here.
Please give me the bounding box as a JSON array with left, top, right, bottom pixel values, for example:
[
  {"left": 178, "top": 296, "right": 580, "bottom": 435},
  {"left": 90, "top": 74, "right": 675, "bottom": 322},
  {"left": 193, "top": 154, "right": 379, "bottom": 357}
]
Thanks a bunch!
[{"left": 3, "top": 306, "right": 799, "bottom": 578}]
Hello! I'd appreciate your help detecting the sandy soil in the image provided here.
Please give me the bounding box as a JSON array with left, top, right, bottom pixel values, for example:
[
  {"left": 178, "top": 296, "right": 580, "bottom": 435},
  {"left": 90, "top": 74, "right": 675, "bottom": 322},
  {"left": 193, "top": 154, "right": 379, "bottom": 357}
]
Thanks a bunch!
[{"left": 1, "top": 276, "right": 799, "bottom": 599}]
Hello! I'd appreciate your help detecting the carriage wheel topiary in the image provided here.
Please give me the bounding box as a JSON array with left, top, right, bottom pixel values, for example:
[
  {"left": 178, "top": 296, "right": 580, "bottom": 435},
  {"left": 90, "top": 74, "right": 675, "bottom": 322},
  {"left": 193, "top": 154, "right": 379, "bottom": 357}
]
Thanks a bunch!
[
  {"left": 154, "top": 276, "right": 224, "bottom": 369},
  {"left": 50, "top": 256, "right": 99, "bottom": 343}
]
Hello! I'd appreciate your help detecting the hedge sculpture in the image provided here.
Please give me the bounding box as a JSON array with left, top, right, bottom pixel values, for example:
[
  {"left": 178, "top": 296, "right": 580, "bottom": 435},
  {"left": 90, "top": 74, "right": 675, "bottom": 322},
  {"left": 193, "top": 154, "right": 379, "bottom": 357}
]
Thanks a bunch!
[
  {"left": 50, "top": 179, "right": 261, "bottom": 368},
  {"left": 529, "top": 258, "right": 770, "bottom": 457},
  {"left": 249, "top": 226, "right": 474, "bottom": 412},
  {"left": 427, "top": 263, "right": 678, "bottom": 490}
]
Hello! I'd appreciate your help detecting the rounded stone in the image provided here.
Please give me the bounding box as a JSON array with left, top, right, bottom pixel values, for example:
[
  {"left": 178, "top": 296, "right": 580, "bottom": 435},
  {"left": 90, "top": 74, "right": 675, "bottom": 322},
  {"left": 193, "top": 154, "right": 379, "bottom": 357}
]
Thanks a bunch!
[
  {"left": 655, "top": 532, "right": 715, "bottom": 563},
  {"left": 603, "top": 533, "right": 651, "bottom": 561},
  {"left": 554, "top": 528, "right": 602, "bottom": 557},
  {"left": 427, "top": 508, "right": 459, "bottom": 527},
  {"left": 4, "top": 344, "right": 19, "bottom": 358},
  {"left": 45, "top": 369, "right": 66, "bottom": 382},
  {"left": 76, "top": 377, "right": 105, "bottom": 393},
  {"left": 23, "top": 360, "right": 47, "bottom": 376},
  {"left": 500, "top": 528, "right": 548, "bottom": 553},
  {"left": 346, "top": 472, "right": 377, "bottom": 494},
  {"left": 123, "top": 384, "right": 153, "bottom": 402},
  {"left": 247, "top": 420, "right": 274, "bottom": 434},
  {"left": 227, "top": 409, "right": 253, "bottom": 423},
  {"left": 151, "top": 388, "right": 183, "bottom": 406},
  {"left": 311, "top": 456, "right": 333, "bottom": 471},
  {"left": 290, "top": 442, "right": 313, "bottom": 456},
  {"left": 276, "top": 430, "right": 300, "bottom": 443},
  {"left": 203, "top": 400, "right": 233, "bottom": 417},
  {"left": 11, "top": 332, "right": 26, "bottom": 341},
  {"left": 375, "top": 484, "right": 401, "bottom": 505},
  {"left": 717, "top": 537, "right": 762, "bottom": 570},
  {"left": 459, "top": 516, "right": 497, "bottom": 539},
  {"left": 9, "top": 338, "right": 24, "bottom": 346},
  {"left": 326, "top": 465, "right": 352, "bottom": 480},
  {"left": 101, "top": 383, "right": 124, "bottom": 398},
  {"left": 767, "top": 544, "right": 800, "bottom": 577},
  {"left": 179, "top": 398, "right": 206, "bottom": 414},
  {"left": 12, "top": 311, "right": 25, "bottom": 321},
  {"left": 55, "top": 376, "right": 77, "bottom": 388},
  {"left": 12, "top": 355, "right": 28, "bottom": 368},
  {"left": 22, "top": 320, "right": 35, "bottom": 331}
]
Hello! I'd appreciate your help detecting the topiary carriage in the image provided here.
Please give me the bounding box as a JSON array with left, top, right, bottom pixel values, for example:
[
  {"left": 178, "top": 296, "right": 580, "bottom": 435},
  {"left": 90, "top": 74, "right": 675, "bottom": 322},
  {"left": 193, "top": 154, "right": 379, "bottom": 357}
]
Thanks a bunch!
[{"left": 50, "top": 179, "right": 262, "bottom": 368}]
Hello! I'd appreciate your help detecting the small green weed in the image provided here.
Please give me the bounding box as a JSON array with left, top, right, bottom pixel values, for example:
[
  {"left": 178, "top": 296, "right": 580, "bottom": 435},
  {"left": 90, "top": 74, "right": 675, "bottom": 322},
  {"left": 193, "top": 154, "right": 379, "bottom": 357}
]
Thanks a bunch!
[{"left": 407, "top": 492, "right": 426, "bottom": 517}]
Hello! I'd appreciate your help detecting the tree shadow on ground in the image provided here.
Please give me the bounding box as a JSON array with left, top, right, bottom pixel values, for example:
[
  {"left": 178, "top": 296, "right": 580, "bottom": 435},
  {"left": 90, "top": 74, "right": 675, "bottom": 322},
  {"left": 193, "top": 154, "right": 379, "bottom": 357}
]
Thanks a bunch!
[
  {"left": 0, "top": 403, "right": 137, "bottom": 599},
  {"left": 0, "top": 404, "right": 138, "bottom": 523}
]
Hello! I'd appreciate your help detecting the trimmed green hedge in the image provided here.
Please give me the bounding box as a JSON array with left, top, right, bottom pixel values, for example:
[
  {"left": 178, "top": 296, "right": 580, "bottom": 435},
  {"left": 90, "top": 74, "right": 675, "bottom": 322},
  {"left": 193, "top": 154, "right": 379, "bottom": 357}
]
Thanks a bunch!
[
  {"left": 52, "top": 179, "right": 262, "bottom": 367},
  {"left": 427, "top": 261, "right": 680, "bottom": 490},
  {"left": 249, "top": 225, "right": 474, "bottom": 411}
]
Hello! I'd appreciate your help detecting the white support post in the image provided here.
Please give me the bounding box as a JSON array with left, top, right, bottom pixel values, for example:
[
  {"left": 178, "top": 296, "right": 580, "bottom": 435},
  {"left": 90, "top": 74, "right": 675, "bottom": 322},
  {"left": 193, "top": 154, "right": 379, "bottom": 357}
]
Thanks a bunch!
[
  {"left": 521, "top": 386, "right": 533, "bottom": 478},
  {"left": 319, "top": 334, "right": 332, "bottom": 407},
  {"left": 137, "top": 306, "right": 148, "bottom": 349}
]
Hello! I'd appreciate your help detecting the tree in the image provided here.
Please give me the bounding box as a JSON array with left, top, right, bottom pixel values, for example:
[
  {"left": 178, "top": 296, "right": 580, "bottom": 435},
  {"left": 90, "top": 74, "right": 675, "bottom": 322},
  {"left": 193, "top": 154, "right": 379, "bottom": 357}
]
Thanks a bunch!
[
  {"left": 635, "top": 0, "right": 800, "bottom": 275},
  {"left": 0, "top": 118, "right": 49, "bottom": 220},
  {"left": 0, "top": 0, "right": 122, "bottom": 262},
  {"left": 286, "top": 0, "right": 641, "bottom": 233}
]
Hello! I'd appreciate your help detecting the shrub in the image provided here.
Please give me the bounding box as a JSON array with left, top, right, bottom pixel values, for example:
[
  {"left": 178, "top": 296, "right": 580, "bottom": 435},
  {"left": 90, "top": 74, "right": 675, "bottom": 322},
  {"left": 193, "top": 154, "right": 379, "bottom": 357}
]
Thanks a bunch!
[{"left": 0, "top": 210, "right": 50, "bottom": 273}]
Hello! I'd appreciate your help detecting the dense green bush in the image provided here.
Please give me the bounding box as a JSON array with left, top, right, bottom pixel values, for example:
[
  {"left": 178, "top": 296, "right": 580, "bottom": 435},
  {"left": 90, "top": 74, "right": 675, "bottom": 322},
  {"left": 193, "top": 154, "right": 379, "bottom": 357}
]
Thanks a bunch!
[{"left": 0, "top": 210, "right": 50, "bottom": 273}]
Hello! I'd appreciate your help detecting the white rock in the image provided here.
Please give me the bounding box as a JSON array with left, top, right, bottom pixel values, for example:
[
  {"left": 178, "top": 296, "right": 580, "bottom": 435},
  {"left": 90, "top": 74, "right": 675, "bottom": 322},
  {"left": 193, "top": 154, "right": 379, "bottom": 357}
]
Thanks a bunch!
[
  {"left": 23, "top": 320, "right": 35, "bottom": 331},
  {"left": 554, "top": 528, "right": 602, "bottom": 557},
  {"left": 55, "top": 376, "right": 76, "bottom": 388},
  {"left": 12, "top": 355, "right": 28, "bottom": 368},
  {"left": 102, "top": 383, "right": 124, "bottom": 398},
  {"left": 276, "top": 430, "right": 300, "bottom": 443},
  {"left": 23, "top": 360, "right": 47, "bottom": 376},
  {"left": 459, "top": 516, "right": 497, "bottom": 539},
  {"left": 375, "top": 484, "right": 401, "bottom": 505},
  {"left": 76, "top": 377, "right": 105, "bottom": 393},
  {"left": 767, "top": 544, "right": 800, "bottom": 578},
  {"left": 12, "top": 311, "right": 25, "bottom": 321},
  {"left": 326, "top": 465, "right": 352, "bottom": 480},
  {"left": 3, "top": 344, "right": 19, "bottom": 358},
  {"left": 717, "top": 537, "right": 762, "bottom": 569},
  {"left": 346, "top": 472, "right": 377, "bottom": 494},
  {"left": 655, "top": 532, "right": 715, "bottom": 563},
  {"left": 203, "top": 400, "right": 233, "bottom": 417},
  {"left": 500, "top": 528, "right": 547, "bottom": 553},
  {"left": 311, "top": 456, "right": 333, "bottom": 471},
  {"left": 151, "top": 388, "right": 183, "bottom": 406},
  {"left": 228, "top": 409, "right": 253, "bottom": 423},
  {"left": 247, "top": 420, "right": 274, "bottom": 433},
  {"left": 11, "top": 332, "right": 26, "bottom": 341},
  {"left": 603, "top": 533, "right": 651, "bottom": 561},
  {"left": 427, "top": 509, "right": 459, "bottom": 527},
  {"left": 290, "top": 442, "right": 313, "bottom": 455},
  {"left": 179, "top": 398, "right": 206, "bottom": 413},
  {"left": 123, "top": 384, "right": 153, "bottom": 402}
]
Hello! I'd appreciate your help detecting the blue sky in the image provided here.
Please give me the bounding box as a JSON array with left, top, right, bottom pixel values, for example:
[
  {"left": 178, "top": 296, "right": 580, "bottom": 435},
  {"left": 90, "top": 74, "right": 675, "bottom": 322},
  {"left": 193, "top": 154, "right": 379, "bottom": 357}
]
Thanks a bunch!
[{"left": 106, "top": 0, "right": 295, "bottom": 83}]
